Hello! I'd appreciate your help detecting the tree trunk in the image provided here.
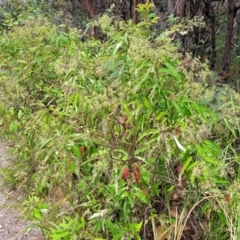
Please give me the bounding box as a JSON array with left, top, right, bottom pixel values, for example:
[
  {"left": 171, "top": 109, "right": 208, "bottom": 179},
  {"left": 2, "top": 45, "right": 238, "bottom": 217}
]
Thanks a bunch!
[
  {"left": 236, "top": 10, "right": 240, "bottom": 77},
  {"left": 208, "top": 2, "right": 216, "bottom": 69},
  {"left": 176, "top": 0, "right": 186, "bottom": 17},
  {"left": 168, "top": 0, "right": 174, "bottom": 15},
  {"left": 132, "top": 0, "right": 138, "bottom": 24},
  {"left": 84, "top": 0, "right": 94, "bottom": 18},
  {"left": 222, "top": 0, "right": 236, "bottom": 72},
  {"left": 210, "top": 15, "right": 216, "bottom": 69}
]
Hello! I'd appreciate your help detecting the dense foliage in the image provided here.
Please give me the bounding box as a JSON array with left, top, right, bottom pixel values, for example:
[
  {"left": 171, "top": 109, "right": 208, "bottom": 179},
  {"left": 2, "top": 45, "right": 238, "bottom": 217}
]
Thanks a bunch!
[
  {"left": 24, "top": 0, "right": 240, "bottom": 78},
  {"left": 0, "top": 2, "right": 240, "bottom": 240}
]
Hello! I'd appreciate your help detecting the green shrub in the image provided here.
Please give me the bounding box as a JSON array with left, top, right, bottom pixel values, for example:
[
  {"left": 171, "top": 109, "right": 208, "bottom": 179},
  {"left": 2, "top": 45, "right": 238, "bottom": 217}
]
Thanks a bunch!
[{"left": 1, "top": 3, "right": 240, "bottom": 240}]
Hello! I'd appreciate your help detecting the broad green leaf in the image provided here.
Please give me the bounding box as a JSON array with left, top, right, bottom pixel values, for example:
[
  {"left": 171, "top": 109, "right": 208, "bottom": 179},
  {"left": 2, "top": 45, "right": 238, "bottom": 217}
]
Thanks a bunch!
[
  {"left": 69, "top": 161, "right": 76, "bottom": 173},
  {"left": 113, "top": 42, "right": 123, "bottom": 56},
  {"left": 202, "top": 140, "right": 221, "bottom": 155},
  {"left": 72, "top": 145, "right": 81, "bottom": 159},
  {"left": 183, "top": 157, "right": 192, "bottom": 172},
  {"left": 203, "top": 157, "right": 218, "bottom": 165},
  {"left": 112, "top": 149, "right": 128, "bottom": 161},
  {"left": 223, "top": 117, "right": 236, "bottom": 137},
  {"left": 33, "top": 208, "right": 42, "bottom": 220},
  {"left": 214, "top": 178, "right": 230, "bottom": 184},
  {"left": 156, "top": 111, "right": 167, "bottom": 121},
  {"left": 17, "top": 59, "right": 27, "bottom": 64},
  {"left": 187, "top": 161, "right": 198, "bottom": 171},
  {"left": 137, "top": 129, "right": 159, "bottom": 142},
  {"left": 168, "top": 185, "right": 175, "bottom": 192},
  {"left": 143, "top": 98, "right": 151, "bottom": 108},
  {"left": 134, "top": 146, "right": 150, "bottom": 155},
  {"left": 121, "top": 102, "right": 131, "bottom": 119},
  {"left": 129, "top": 221, "right": 143, "bottom": 231},
  {"left": 217, "top": 211, "right": 227, "bottom": 225},
  {"left": 52, "top": 231, "right": 69, "bottom": 238}
]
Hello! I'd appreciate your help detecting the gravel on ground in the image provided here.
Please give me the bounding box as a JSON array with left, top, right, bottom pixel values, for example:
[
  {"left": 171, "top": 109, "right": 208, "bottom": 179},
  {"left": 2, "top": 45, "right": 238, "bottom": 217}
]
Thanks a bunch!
[{"left": 0, "top": 139, "right": 45, "bottom": 240}]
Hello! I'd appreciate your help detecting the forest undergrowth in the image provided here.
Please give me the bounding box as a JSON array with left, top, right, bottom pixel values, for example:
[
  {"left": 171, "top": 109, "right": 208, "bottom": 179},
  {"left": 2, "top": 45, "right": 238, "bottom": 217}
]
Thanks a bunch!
[{"left": 0, "top": 2, "right": 240, "bottom": 240}]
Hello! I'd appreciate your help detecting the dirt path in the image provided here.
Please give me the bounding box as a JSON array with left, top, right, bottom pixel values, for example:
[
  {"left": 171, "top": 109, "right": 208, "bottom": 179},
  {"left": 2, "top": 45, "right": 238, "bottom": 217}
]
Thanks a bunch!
[{"left": 0, "top": 139, "right": 45, "bottom": 240}]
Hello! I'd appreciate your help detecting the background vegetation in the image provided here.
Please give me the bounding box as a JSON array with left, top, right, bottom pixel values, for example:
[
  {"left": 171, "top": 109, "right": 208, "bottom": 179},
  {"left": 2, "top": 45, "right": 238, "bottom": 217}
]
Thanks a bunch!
[{"left": 0, "top": 0, "right": 240, "bottom": 239}]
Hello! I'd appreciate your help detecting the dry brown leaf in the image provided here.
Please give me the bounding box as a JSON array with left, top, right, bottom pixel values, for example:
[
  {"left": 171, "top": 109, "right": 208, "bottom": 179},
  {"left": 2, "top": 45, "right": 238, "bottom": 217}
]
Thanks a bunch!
[
  {"left": 156, "top": 223, "right": 191, "bottom": 240},
  {"left": 201, "top": 221, "right": 209, "bottom": 232},
  {"left": 155, "top": 225, "right": 169, "bottom": 240},
  {"left": 170, "top": 208, "right": 181, "bottom": 219}
]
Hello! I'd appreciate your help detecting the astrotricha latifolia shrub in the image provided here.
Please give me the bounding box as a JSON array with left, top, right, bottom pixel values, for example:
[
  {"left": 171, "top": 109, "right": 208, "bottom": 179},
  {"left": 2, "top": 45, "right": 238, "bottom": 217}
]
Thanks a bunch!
[{"left": 0, "top": 3, "right": 240, "bottom": 240}]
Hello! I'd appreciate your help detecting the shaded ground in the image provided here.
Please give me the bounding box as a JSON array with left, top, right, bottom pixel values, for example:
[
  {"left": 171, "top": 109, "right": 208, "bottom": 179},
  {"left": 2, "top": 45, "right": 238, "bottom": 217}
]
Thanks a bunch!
[{"left": 0, "top": 139, "right": 45, "bottom": 240}]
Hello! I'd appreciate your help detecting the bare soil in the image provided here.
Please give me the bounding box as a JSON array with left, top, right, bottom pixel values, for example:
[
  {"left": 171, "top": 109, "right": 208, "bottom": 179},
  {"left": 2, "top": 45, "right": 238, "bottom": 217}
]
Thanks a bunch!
[{"left": 0, "top": 139, "right": 45, "bottom": 240}]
